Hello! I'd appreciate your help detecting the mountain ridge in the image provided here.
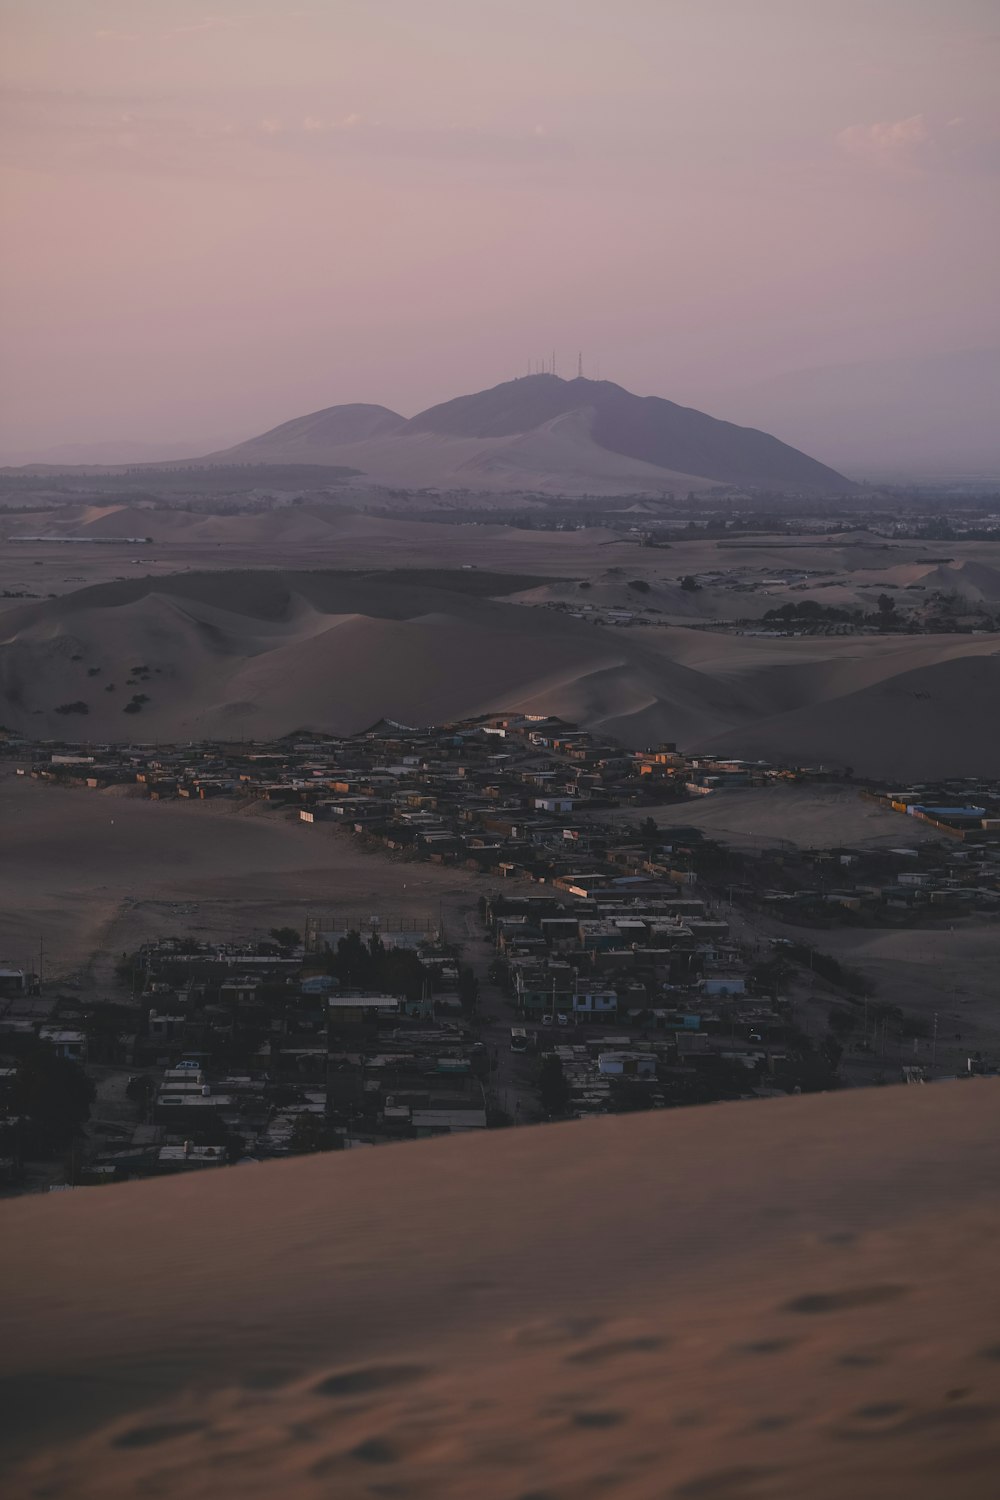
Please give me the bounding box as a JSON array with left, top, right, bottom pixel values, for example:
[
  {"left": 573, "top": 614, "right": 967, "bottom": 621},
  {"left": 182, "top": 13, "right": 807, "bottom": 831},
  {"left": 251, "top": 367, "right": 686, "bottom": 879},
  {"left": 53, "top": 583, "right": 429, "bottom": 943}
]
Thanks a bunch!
[
  {"left": 0, "top": 375, "right": 854, "bottom": 495},
  {"left": 195, "top": 374, "right": 852, "bottom": 494}
]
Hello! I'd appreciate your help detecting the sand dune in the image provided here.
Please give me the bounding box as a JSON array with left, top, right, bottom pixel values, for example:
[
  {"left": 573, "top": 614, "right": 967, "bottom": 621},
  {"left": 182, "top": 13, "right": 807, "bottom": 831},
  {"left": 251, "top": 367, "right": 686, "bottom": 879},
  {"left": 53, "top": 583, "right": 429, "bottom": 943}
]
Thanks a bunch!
[
  {"left": 1, "top": 1082, "right": 997, "bottom": 1498},
  {"left": 2, "top": 569, "right": 998, "bottom": 774}
]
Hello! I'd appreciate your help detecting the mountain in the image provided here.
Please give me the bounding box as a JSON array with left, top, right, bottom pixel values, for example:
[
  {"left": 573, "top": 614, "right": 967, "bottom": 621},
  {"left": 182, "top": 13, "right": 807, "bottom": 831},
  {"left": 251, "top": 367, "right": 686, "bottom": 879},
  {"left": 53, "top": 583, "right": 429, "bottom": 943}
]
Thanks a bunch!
[
  {"left": 2, "top": 1083, "right": 998, "bottom": 1498},
  {"left": 197, "top": 375, "right": 853, "bottom": 495},
  {"left": 701, "top": 349, "right": 1000, "bottom": 481},
  {"left": 201, "top": 402, "right": 406, "bottom": 460}
]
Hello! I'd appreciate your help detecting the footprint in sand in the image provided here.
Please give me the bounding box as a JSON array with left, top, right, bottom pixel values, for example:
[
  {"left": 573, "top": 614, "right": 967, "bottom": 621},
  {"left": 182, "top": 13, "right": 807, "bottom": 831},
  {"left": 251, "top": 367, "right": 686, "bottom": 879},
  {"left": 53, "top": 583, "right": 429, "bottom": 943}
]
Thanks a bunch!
[
  {"left": 313, "top": 1363, "right": 429, "bottom": 1398},
  {"left": 736, "top": 1338, "right": 797, "bottom": 1355},
  {"left": 672, "top": 1465, "right": 775, "bottom": 1497},
  {"left": 349, "top": 1434, "right": 400, "bottom": 1464},
  {"left": 112, "top": 1420, "right": 207, "bottom": 1449},
  {"left": 511, "top": 1317, "right": 606, "bottom": 1347},
  {"left": 781, "top": 1284, "right": 907, "bottom": 1315},
  {"left": 570, "top": 1409, "right": 627, "bottom": 1429},
  {"left": 566, "top": 1335, "right": 665, "bottom": 1366}
]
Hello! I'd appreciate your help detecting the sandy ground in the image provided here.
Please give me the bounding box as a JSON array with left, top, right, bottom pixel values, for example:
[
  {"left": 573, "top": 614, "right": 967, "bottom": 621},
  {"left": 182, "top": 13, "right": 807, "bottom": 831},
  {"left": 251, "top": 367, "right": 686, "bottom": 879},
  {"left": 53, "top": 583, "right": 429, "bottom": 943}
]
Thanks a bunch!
[
  {"left": 0, "top": 1081, "right": 997, "bottom": 1498},
  {"left": 4, "top": 510, "right": 1000, "bottom": 615},
  {"left": 606, "top": 784, "right": 944, "bottom": 850},
  {"left": 0, "top": 768, "right": 507, "bottom": 984},
  {"left": 809, "top": 924, "right": 1000, "bottom": 1041}
]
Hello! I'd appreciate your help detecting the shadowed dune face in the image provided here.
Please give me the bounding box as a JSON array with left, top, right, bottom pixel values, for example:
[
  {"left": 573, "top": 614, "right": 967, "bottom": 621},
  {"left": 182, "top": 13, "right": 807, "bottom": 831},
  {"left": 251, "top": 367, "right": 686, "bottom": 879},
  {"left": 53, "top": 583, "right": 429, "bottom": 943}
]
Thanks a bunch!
[
  {"left": 2, "top": 567, "right": 999, "bottom": 774},
  {"left": 0, "top": 1083, "right": 998, "bottom": 1498}
]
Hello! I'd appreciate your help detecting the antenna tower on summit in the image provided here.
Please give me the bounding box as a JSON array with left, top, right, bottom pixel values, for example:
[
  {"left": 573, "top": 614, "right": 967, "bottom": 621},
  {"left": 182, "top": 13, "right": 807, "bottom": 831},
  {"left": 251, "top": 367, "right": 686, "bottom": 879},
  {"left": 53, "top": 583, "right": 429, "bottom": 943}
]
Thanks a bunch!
[{"left": 577, "top": 351, "right": 583, "bottom": 378}]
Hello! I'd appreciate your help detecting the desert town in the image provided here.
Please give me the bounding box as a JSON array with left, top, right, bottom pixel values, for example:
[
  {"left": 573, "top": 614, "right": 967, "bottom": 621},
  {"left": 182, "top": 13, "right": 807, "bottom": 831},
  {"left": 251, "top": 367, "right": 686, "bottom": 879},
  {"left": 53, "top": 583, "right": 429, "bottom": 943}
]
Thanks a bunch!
[{"left": 3, "top": 713, "right": 998, "bottom": 1191}]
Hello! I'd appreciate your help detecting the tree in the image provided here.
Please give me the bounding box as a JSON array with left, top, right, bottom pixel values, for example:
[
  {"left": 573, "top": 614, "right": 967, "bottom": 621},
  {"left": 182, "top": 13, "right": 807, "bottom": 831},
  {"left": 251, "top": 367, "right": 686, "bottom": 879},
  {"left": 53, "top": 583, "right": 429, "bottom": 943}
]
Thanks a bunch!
[
  {"left": 680, "top": 575, "right": 701, "bottom": 592},
  {"left": 457, "top": 966, "right": 479, "bottom": 1014},
  {"left": 126, "top": 1074, "right": 156, "bottom": 1107},
  {"left": 638, "top": 816, "right": 659, "bottom": 847},
  {"left": 875, "top": 593, "right": 897, "bottom": 632},
  {"left": 270, "top": 926, "right": 301, "bottom": 950},
  {"left": 539, "top": 1055, "right": 570, "bottom": 1116},
  {"left": 12, "top": 1044, "right": 95, "bottom": 1156},
  {"left": 289, "top": 1113, "right": 342, "bottom": 1154}
]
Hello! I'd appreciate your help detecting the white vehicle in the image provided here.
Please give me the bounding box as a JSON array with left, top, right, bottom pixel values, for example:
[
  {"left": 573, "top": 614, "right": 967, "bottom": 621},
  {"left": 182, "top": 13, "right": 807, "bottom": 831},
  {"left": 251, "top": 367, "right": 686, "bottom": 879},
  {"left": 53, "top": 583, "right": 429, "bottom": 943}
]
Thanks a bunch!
[
  {"left": 541, "top": 1013, "right": 554, "bottom": 1026},
  {"left": 556, "top": 1012, "right": 570, "bottom": 1027},
  {"left": 510, "top": 1027, "right": 529, "bottom": 1053}
]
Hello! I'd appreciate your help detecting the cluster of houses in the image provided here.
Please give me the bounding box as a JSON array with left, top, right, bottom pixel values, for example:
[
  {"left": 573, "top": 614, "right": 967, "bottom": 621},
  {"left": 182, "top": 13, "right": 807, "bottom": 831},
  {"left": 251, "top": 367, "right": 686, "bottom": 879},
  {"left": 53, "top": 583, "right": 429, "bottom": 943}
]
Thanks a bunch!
[
  {"left": 741, "top": 837, "right": 1000, "bottom": 926},
  {"left": 8, "top": 713, "right": 799, "bottom": 867},
  {"left": 0, "top": 926, "right": 493, "bottom": 1185},
  {"left": 481, "top": 891, "right": 793, "bottom": 1115},
  {"left": 0, "top": 887, "right": 794, "bottom": 1186},
  {"left": 4, "top": 721, "right": 998, "bottom": 1188}
]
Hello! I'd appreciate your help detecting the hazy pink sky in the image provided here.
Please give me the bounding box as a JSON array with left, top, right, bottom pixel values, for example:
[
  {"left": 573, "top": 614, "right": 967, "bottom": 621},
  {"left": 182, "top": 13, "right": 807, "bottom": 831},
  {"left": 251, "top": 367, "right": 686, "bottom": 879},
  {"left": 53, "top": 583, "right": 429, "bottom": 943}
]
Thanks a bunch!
[{"left": 1, "top": 0, "right": 998, "bottom": 458}]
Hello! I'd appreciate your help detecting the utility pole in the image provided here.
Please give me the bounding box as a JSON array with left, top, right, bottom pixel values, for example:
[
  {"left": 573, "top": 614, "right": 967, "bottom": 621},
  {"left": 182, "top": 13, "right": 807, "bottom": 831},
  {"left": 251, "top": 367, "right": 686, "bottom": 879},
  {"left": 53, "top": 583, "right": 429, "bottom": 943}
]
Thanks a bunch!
[{"left": 931, "top": 1010, "right": 939, "bottom": 1075}]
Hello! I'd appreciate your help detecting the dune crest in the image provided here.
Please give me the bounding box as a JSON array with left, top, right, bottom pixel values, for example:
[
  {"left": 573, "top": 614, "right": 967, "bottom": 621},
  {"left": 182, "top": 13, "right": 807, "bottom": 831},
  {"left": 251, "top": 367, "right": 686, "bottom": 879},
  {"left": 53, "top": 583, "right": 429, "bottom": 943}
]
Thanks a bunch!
[{"left": 3, "top": 568, "right": 999, "bottom": 775}]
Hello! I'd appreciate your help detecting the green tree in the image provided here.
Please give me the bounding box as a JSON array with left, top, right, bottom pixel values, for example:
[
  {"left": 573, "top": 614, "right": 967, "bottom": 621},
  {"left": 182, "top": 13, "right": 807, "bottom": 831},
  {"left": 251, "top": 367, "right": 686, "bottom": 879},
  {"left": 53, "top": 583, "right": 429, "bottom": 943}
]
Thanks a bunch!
[
  {"left": 269, "top": 927, "right": 301, "bottom": 950},
  {"left": 12, "top": 1044, "right": 95, "bottom": 1156},
  {"left": 457, "top": 966, "right": 480, "bottom": 1014},
  {"left": 289, "top": 1113, "right": 342, "bottom": 1154},
  {"left": 539, "top": 1055, "right": 570, "bottom": 1116}
]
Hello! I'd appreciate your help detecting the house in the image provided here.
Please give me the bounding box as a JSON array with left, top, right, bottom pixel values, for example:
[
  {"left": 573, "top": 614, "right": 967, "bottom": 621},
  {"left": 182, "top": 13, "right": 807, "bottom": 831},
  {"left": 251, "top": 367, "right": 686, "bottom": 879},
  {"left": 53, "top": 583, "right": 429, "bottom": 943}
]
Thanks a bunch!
[
  {"left": 157, "top": 1143, "right": 227, "bottom": 1172},
  {"left": 410, "top": 1108, "right": 487, "bottom": 1137},
  {"left": 38, "top": 1027, "right": 88, "bottom": 1063},
  {"left": 0, "top": 964, "right": 28, "bottom": 998},
  {"left": 572, "top": 990, "right": 618, "bottom": 1017},
  {"left": 327, "top": 994, "right": 401, "bottom": 1026},
  {"left": 598, "top": 1052, "right": 657, "bottom": 1078}
]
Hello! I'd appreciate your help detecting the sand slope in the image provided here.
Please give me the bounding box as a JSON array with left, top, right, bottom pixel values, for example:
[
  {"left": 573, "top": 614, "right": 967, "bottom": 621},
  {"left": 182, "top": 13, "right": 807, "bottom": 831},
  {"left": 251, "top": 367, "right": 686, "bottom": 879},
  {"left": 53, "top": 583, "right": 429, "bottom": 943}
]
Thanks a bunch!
[
  {"left": 0, "top": 766, "right": 498, "bottom": 977},
  {"left": 3, "top": 570, "right": 999, "bottom": 774},
  {"left": 1, "top": 1083, "right": 998, "bottom": 1498}
]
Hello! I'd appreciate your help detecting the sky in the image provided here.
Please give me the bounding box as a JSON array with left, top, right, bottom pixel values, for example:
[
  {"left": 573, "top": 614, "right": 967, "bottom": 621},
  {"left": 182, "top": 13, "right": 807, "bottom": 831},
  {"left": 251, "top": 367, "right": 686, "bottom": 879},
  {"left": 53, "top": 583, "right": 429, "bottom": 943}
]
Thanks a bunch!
[{"left": 1, "top": 0, "right": 998, "bottom": 461}]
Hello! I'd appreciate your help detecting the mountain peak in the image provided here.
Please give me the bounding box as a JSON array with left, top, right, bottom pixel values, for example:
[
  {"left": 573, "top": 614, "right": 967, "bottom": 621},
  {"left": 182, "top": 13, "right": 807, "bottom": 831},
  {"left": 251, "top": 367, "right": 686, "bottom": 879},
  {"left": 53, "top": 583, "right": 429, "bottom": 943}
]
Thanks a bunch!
[{"left": 193, "top": 374, "right": 853, "bottom": 494}]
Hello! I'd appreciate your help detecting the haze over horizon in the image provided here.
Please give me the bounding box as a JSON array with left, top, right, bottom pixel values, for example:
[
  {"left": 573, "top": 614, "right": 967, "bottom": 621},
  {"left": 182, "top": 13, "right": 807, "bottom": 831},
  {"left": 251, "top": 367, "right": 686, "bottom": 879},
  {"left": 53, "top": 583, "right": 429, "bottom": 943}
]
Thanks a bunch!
[{"left": 2, "top": 0, "right": 999, "bottom": 473}]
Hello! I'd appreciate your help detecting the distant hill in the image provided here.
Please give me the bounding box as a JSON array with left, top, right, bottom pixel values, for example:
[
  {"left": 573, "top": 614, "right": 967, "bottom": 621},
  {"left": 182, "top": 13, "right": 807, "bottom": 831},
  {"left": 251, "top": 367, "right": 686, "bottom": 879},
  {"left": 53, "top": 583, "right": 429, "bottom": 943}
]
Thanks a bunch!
[
  {"left": 199, "top": 402, "right": 406, "bottom": 461},
  {"left": 703, "top": 348, "right": 1000, "bottom": 480},
  {"left": 196, "top": 375, "right": 853, "bottom": 495}
]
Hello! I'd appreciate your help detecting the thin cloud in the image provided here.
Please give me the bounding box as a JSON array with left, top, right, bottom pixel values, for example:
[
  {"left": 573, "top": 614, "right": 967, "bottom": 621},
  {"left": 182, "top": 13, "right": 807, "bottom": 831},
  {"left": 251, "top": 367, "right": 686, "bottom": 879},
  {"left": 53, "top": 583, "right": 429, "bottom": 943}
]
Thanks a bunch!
[
  {"left": 836, "top": 114, "right": 1000, "bottom": 176},
  {"left": 164, "top": 15, "right": 244, "bottom": 39},
  {"left": 837, "top": 114, "right": 930, "bottom": 171}
]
